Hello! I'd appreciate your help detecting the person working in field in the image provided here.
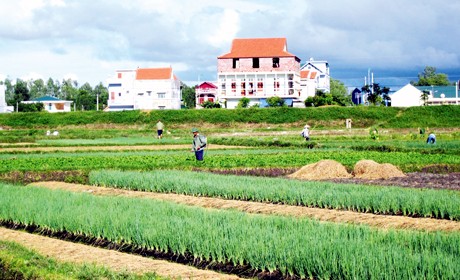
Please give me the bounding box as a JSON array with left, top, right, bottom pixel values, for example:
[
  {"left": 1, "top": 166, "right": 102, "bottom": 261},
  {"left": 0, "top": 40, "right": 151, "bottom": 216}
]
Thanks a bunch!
[
  {"left": 426, "top": 132, "right": 436, "bottom": 144},
  {"left": 301, "top": 124, "right": 310, "bottom": 141},
  {"left": 156, "top": 120, "right": 164, "bottom": 139},
  {"left": 191, "top": 128, "right": 207, "bottom": 161}
]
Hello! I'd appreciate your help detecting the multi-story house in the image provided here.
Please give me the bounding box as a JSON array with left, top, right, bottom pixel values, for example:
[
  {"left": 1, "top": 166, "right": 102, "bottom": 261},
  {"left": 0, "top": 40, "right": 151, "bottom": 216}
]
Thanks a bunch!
[
  {"left": 106, "top": 67, "right": 181, "bottom": 111},
  {"left": 300, "top": 58, "right": 330, "bottom": 98},
  {"left": 195, "top": 82, "right": 217, "bottom": 108},
  {"left": 217, "top": 38, "right": 303, "bottom": 109}
]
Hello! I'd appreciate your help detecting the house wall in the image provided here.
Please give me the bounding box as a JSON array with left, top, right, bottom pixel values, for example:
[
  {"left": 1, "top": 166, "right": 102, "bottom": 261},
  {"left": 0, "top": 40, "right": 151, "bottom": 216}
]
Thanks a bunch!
[
  {"left": 107, "top": 70, "right": 181, "bottom": 110},
  {"left": 195, "top": 83, "right": 217, "bottom": 107},
  {"left": 218, "top": 57, "right": 299, "bottom": 73}
]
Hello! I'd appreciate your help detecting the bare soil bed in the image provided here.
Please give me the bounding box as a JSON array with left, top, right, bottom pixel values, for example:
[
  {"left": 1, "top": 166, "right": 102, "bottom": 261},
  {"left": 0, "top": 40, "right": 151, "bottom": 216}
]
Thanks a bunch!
[
  {"left": 210, "top": 168, "right": 460, "bottom": 191},
  {"left": 328, "top": 172, "right": 460, "bottom": 191}
]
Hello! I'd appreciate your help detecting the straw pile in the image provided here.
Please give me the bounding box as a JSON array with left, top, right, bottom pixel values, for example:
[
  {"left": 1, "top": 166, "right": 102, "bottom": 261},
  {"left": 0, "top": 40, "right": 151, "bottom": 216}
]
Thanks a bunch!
[
  {"left": 287, "top": 160, "right": 352, "bottom": 180},
  {"left": 353, "top": 160, "right": 406, "bottom": 179}
]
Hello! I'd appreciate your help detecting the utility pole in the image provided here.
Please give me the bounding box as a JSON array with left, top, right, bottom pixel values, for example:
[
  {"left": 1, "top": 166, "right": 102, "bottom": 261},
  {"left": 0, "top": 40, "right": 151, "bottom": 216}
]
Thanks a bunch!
[{"left": 456, "top": 81, "right": 459, "bottom": 105}]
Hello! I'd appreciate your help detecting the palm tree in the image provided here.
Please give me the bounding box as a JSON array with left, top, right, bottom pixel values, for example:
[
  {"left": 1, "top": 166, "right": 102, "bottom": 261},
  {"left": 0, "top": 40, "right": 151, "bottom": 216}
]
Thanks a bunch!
[{"left": 421, "top": 90, "right": 430, "bottom": 106}]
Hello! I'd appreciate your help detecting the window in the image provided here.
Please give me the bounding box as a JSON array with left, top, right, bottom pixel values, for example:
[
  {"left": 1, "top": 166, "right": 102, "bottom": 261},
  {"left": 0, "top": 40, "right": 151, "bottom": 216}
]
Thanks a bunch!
[
  {"left": 118, "top": 92, "right": 121, "bottom": 97},
  {"left": 273, "top": 57, "right": 280, "bottom": 68},
  {"left": 232, "top": 58, "right": 239, "bottom": 69},
  {"left": 221, "top": 82, "right": 226, "bottom": 95},
  {"left": 111, "top": 92, "right": 115, "bottom": 100},
  {"left": 252, "top": 58, "right": 259, "bottom": 68},
  {"left": 158, "top": 106, "right": 165, "bottom": 110},
  {"left": 274, "top": 78, "right": 280, "bottom": 91},
  {"left": 117, "top": 73, "right": 122, "bottom": 79},
  {"left": 257, "top": 78, "right": 264, "bottom": 92},
  {"left": 231, "top": 79, "right": 236, "bottom": 93},
  {"left": 158, "top": 93, "right": 166, "bottom": 98},
  {"left": 241, "top": 79, "right": 246, "bottom": 96}
]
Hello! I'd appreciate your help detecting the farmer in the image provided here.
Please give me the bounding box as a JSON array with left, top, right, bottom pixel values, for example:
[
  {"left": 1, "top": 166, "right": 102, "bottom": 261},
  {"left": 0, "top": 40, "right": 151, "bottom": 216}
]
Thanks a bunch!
[
  {"left": 426, "top": 133, "right": 436, "bottom": 144},
  {"left": 191, "top": 128, "right": 207, "bottom": 161},
  {"left": 156, "top": 120, "right": 164, "bottom": 139},
  {"left": 301, "top": 124, "right": 310, "bottom": 141}
]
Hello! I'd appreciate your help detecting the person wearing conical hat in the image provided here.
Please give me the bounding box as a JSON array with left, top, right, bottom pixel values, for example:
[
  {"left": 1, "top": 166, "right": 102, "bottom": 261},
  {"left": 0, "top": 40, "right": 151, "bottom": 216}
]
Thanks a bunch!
[{"left": 301, "top": 125, "right": 310, "bottom": 141}]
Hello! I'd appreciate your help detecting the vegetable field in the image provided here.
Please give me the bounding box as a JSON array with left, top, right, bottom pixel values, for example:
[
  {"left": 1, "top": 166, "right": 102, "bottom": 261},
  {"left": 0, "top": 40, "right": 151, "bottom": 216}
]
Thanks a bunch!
[{"left": 1, "top": 107, "right": 460, "bottom": 279}]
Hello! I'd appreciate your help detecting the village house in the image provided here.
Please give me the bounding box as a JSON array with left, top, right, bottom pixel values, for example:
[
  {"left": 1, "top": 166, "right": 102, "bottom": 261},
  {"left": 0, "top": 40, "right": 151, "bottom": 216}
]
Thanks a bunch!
[
  {"left": 195, "top": 82, "right": 217, "bottom": 108},
  {"left": 300, "top": 58, "right": 330, "bottom": 97},
  {"left": 106, "top": 67, "right": 181, "bottom": 111},
  {"left": 217, "top": 38, "right": 305, "bottom": 109},
  {"left": 21, "top": 95, "right": 73, "bottom": 112}
]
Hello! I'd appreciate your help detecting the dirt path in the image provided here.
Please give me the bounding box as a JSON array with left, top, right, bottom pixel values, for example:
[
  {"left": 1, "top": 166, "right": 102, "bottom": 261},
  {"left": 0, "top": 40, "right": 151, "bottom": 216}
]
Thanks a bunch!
[
  {"left": 0, "top": 144, "right": 245, "bottom": 153},
  {"left": 29, "top": 182, "right": 460, "bottom": 232},
  {"left": 0, "top": 227, "right": 241, "bottom": 280}
]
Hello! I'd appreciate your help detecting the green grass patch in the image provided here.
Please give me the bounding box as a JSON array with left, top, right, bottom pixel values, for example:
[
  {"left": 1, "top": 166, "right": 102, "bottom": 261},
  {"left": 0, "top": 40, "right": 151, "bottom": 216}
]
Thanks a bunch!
[{"left": 0, "top": 240, "right": 161, "bottom": 280}]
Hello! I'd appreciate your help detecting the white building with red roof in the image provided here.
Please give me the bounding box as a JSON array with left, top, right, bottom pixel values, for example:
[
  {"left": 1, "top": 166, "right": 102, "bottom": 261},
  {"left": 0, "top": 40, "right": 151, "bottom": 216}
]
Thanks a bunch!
[
  {"left": 300, "top": 58, "right": 331, "bottom": 98},
  {"left": 106, "top": 67, "right": 181, "bottom": 111},
  {"left": 195, "top": 82, "right": 217, "bottom": 108},
  {"left": 217, "top": 38, "right": 302, "bottom": 108}
]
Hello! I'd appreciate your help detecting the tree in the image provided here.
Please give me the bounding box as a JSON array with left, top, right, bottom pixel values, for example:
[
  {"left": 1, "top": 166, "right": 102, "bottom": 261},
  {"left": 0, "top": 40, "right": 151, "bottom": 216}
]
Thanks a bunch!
[
  {"left": 237, "top": 97, "right": 250, "bottom": 108},
  {"left": 3, "top": 79, "right": 15, "bottom": 106},
  {"left": 421, "top": 90, "right": 430, "bottom": 106},
  {"left": 181, "top": 83, "right": 196, "bottom": 108},
  {"left": 94, "top": 82, "right": 108, "bottom": 110},
  {"left": 46, "top": 78, "right": 60, "bottom": 97},
  {"left": 28, "top": 79, "right": 46, "bottom": 100},
  {"left": 329, "top": 79, "right": 352, "bottom": 106},
  {"left": 266, "top": 96, "right": 285, "bottom": 107},
  {"left": 304, "top": 80, "right": 351, "bottom": 107},
  {"left": 12, "top": 79, "right": 30, "bottom": 108},
  {"left": 18, "top": 102, "right": 44, "bottom": 112},
  {"left": 361, "top": 83, "right": 390, "bottom": 106},
  {"left": 412, "top": 66, "right": 450, "bottom": 86},
  {"left": 76, "top": 83, "right": 95, "bottom": 110},
  {"left": 201, "top": 100, "right": 221, "bottom": 108},
  {"left": 61, "top": 79, "right": 78, "bottom": 101}
]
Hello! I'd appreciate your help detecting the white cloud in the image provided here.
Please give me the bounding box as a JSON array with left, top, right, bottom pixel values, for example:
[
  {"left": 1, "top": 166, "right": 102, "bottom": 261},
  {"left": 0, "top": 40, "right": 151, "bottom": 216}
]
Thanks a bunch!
[
  {"left": 0, "top": 0, "right": 459, "bottom": 87},
  {"left": 207, "top": 9, "right": 240, "bottom": 48}
]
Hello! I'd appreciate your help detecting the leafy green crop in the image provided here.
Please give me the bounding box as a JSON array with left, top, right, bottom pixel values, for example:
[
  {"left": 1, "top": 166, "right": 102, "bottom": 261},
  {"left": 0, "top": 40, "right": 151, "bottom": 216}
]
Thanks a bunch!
[
  {"left": 1, "top": 183, "right": 459, "bottom": 279},
  {"left": 89, "top": 169, "right": 460, "bottom": 220}
]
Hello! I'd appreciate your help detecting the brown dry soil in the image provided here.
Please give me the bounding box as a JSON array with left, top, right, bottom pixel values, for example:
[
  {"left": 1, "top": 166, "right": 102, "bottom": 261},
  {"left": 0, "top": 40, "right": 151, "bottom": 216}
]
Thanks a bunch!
[
  {"left": 0, "top": 227, "right": 241, "bottom": 280},
  {"left": 328, "top": 172, "right": 460, "bottom": 191},
  {"left": 3, "top": 178, "right": 460, "bottom": 279}
]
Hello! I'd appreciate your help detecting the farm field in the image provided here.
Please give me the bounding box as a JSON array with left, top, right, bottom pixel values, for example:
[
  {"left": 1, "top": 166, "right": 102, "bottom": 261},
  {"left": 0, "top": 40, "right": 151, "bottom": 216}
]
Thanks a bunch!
[{"left": 1, "top": 107, "right": 460, "bottom": 279}]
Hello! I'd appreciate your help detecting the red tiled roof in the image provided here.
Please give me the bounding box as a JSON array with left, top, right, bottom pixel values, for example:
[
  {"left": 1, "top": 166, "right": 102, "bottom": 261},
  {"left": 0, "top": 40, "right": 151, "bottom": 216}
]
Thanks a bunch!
[
  {"left": 218, "top": 38, "right": 297, "bottom": 59},
  {"left": 300, "top": 70, "right": 310, "bottom": 79},
  {"left": 196, "top": 82, "right": 217, "bottom": 89},
  {"left": 301, "top": 70, "right": 318, "bottom": 79},
  {"left": 136, "top": 68, "right": 173, "bottom": 80}
]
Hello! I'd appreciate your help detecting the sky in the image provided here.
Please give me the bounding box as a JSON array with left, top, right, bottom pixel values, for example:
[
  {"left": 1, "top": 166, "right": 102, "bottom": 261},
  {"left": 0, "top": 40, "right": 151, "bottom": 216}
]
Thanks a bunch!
[{"left": 1, "top": 0, "right": 459, "bottom": 90}]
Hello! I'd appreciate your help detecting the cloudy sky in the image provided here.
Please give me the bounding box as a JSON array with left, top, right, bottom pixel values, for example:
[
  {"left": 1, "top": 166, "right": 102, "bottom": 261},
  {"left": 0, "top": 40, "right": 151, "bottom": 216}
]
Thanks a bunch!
[{"left": 1, "top": 0, "right": 459, "bottom": 89}]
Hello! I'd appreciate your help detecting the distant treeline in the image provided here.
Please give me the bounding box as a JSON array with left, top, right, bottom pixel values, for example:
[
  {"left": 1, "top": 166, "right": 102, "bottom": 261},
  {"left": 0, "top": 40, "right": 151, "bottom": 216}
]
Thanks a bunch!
[{"left": 0, "top": 106, "right": 459, "bottom": 129}]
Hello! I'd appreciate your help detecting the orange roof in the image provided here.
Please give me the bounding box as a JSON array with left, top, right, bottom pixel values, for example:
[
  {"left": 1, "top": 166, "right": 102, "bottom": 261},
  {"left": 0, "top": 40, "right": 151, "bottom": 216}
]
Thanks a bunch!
[
  {"left": 136, "top": 67, "right": 173, "bottom": 80},
  {"left": 300, "top": 70, "right": 310, "bottom": 79},
  {"left": 218, "top": 38, "right": 297, "bottom": 59},
  {"left": 301, "top": 70, "right": 318, "bottom": 79}
]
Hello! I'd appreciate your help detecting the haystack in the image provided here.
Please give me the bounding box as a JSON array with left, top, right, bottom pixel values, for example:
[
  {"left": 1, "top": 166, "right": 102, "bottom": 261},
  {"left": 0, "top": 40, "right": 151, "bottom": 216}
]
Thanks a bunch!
[
  {"left": 287, "top": 160, "right": 352, "bottom": 180},
  {"left": 353, "top": 160, "right": 405, "bottom": 179}
]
